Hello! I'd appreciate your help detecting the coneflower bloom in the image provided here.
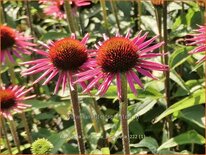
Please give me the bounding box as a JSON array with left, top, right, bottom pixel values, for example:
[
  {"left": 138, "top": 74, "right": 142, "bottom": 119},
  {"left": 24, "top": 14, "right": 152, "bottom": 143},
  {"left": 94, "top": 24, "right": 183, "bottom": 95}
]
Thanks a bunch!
[
  {"left": 75, "top": 31, "right": 168, "bottom": 98},
  {"left": 40, "top": 0, "right": 91, "bottom": 19},
  {"left": 0, "top": 25, "right": 35, "bottom": 64},
  {"left": 187, "top": 25, "right": 206, "bottom": 64},
  {"left": 21, "top": 34, "right": 92, "bottom": 94},
  {"left": 0, "top": 86, "right": 35, "bottom": 120}
]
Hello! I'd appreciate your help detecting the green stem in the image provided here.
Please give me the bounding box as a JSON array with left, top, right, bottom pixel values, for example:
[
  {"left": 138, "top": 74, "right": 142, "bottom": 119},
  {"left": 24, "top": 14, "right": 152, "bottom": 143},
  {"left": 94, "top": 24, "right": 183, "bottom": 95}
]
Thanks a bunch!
[
  {"left": 91, "top": 97, "right": 107, "bottom": 147},
  {"left": 1, "top": 118, "right": 12, "bottom": 154},
  {"left": 163, "top": 1, "right": 172, "bottom": 139},
  {"left": 20, "top": 113, "right": 32, "bottom": 144},
  {"left": 137, "top": 0, "right": 142, "bottom": 29},
  {"left": 88, "top": 104, "right": 99, "bottom": 133},
  {"left": 155, "top": 7, "right": 163, "bottom": 64},
  {"left": 68, "top": 78, "right": 85, "bottom": 154},
  {"left": 100, "top": 0, "right": 109, "bottom": 34},
  {"left": 110, "top": 0, "right": 121, "bottom": 32},
  {"left": 64, "top": 0, "right": 76, "bottom": 33},
  {"left": 5, "top": 56, "right": 16, "bottom": 84},
  {"left": 25, "top": 0, "right": 35, "bottom": 37},
  {"left": 8, "top": 120, "right": 21, "bottom": 153},
  {"left": 0, "top": 0, "right": 6, "bottom": 24},
  {"left": 120, "top": 73, "right": 130, "bottom": 154}
]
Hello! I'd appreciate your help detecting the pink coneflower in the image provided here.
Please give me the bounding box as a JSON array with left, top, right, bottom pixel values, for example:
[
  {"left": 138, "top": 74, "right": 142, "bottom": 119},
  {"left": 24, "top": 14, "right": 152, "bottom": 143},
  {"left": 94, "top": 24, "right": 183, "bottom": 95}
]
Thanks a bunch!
[
  {"left": 40, "top": 0, "right": 92, "bottom": 19},
  {"left": 187, "top": 25, "right": 206, "bottom": 64},
  {"left": 0, "top": 25, "right": 35, "bottom": 64},
  {"left": 75, "top": 31, "right": 168, "bottom": 98},
  {"left": 0, "top": 86, "right": 35, "bottom": 120},
  {"left": 21, "top": 34, "right": 92, "bottom": 94}
]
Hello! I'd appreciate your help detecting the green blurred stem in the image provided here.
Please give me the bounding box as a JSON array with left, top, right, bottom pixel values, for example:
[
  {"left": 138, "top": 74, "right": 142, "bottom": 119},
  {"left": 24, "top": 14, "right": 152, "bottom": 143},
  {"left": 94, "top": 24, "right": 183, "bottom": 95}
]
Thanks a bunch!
[
  {"left": 137, "top": 0, "right": 142, "bottom": 29},
  {"left": 8, "top": 120, "right": 21, "bottom": 153},
  {"left": 163, "top": 1, "right": 172, "bottom": 139},
  {"left": 100, "top": 0, "right": 109, "bottom": 34},
  {"left": 5, "top": 56, "right": 16, "bottom": 84},
  {"left": 155, "top": 7, "right": 163, "bottom": 64},
  {"left": 110, "top": 0, "right": 121, "bottom": 32},
  {"left": 20, "top": 113, "right": 32, "bottom": 144},
  {"left": 91, "top": 97, "right": 107, "bottom": 147},
  {"left": 120, "top": 73, "right": 130, "bottom": 154},
  {"left": 25, "top": 0, "right": 35, "bottom": 37},
  {"left": 0, "top": 1, "right": 6, "bottom": 24},
  {"left": 1, "top": 118, "right": 12, "bottom": 154},
  {"left": 64, "top": 0, "right": 76, "bottom": 33},
  {"left": 68, "top": 79, "right": 85, "bottom": 154}
]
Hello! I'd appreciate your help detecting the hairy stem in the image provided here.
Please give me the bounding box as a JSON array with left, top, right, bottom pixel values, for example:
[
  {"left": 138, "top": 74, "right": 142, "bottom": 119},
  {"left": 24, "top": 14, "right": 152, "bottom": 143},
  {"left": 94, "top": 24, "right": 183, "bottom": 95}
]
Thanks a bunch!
[
  {"left": 64, "top": 0, "right": 76, "bottom": 33},
  {"left": 110, "top": 0, "right": 121, "bottom": 32},
  {"left": 1, "top": 118, "right": 12, "bottom": 154},
  {"left": 20, "top": 113, "right": 32, "bottom": 144},
  {"left": 163, "top": 1, "right": 172, "bottom": 139},
  {"left": 120, "top": 73, "right": 130, "bottom": 154},
  {"left": 8, "top": 120, "right": 21, "bottom": 153},
  {"left": 68, "top": 79, "right": 85, "bottom": 154}
]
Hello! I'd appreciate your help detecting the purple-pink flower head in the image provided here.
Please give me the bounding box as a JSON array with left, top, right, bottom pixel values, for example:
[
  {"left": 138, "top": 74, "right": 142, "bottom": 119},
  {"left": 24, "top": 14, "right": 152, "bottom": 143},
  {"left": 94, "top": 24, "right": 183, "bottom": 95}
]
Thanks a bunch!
[
  {"left": 21, "top": 34, "right": 93, "bottom": 94},
  {"left": 75, "top": 31, "right": 168, "bottom": 98},
  {"left": 40, "top": 0, "right": 92, "bottom": 19},
  {"left": 0, "top": 25, "right": 35, "bottom": 64},
  {"left": 0, "top": 85, "right": 35, "bottom": 120},
  {"left": 187, "top": 25, "right": 206, "bottom": 64}
]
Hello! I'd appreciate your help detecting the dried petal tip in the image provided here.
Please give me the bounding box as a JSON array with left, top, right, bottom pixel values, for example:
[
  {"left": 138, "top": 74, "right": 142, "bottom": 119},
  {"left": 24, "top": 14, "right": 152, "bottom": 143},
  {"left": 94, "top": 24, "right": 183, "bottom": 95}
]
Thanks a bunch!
[
  {"left": 151, "top": 0, "right": 164, "bottom": 6},
  {"left": 196, "top": 0, "right": 206, "bottom": 7},
  {"left": 31, "top": 138, "right": 54, "bottom": 154}
]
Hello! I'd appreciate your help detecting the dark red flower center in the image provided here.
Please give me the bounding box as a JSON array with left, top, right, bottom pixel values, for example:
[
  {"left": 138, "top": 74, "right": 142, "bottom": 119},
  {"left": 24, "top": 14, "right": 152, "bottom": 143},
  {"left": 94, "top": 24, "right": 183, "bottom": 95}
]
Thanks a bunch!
[
  {"left": 0, "top": 89, "right": 16, "bottom": 110},
  {"left": 49, "top": 38, "right": 88, "bottom": 71},
  {"left": 97, "top": 37, "right": 139, "bottom": 73},
  {"left": 0, "top": 26, "right": 16, "bottom": 50}
]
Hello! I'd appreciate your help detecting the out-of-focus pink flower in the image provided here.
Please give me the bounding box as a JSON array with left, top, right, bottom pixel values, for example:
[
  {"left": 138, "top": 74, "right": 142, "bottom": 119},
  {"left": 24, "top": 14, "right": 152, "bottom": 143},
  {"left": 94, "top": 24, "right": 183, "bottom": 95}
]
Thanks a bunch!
[
  {"left": 75, "top": 31, "right": 168, "bottom": 98},
  {"left": 0, "top": 85, "right": 35, "bottom": 120},
  {"left": 187, "top": 25, "right": 206, "bottom": 64},
  {"left": 40, "top": 0, "right": 92, "bottom": 19},
  {"left": 0, "top": 25, "right": 35, "bottom": 64},
  {"left": 21, "top": 34, "right": 93, "bottom": 94}
]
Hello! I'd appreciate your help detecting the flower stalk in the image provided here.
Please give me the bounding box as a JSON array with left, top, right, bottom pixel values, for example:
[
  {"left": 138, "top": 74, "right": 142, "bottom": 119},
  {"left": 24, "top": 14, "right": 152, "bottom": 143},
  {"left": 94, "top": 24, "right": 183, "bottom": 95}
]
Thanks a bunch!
[
  {"left": 25, "top": 0, "right": 35, "bottom": 37},
  {"left": 163, "top": 1, "right": 172, "bottom": 138},
  {"left": 110, "top": 0, "right": 121, "bottom": 32},
  {"left": 1, "top": 117, "right": 12, "bottom": 154},
  {"left": 5, "top": 56, "right": 33, "bottom": 145},
  {"left": 68, "top": 77, "right": 85, "bottom": 154},
  {"left": 100, "top": 0, "right": 109, "bottom": 34},
  {"left": 8, "top": 120, "right": 21, "bottom": 153},
  {"left": 20, "top": 112, "right": 32, "bottom": 144},
  {"left": 120, "top": 73, "right": 130, "bottom": 154},
  {"left": 64, "top": 0, "right": 76, "bottom": 33},
  {"left": 91, "top": 97, "right": 107, "bottom": 147}
]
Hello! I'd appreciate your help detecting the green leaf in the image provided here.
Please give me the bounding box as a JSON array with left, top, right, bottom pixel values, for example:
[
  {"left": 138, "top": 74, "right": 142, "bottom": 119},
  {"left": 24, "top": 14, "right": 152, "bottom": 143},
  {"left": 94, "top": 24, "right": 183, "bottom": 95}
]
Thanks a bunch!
[
  {"left": 101, "top": 147, "right": 110, "bottom": 154},
  {"left": 130, "top": 137, "right": 159, "bottom": 154},
  {"left": 169, "top": 46, "right": 193, "bottom": 69},
  {"left": 48, "top": 127, "right": 75, "bottom": 153},
  {"left": 110, "top": 98, "right": 157, "bottom": 143},
  {"left": 157, "top": 130, "right": 205, "bottom": 151},
  {"left": 41, "top": 32, "right": 69, "bottom": 40},
  {"left": 177, "top": 105, "right": 205, "bottom": 129},
  {"left": 154, "top": 89, "right": 205, "bottom": 123},
  {"left": 170, "top": 70, "right": 189, "bottom": 92}
]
